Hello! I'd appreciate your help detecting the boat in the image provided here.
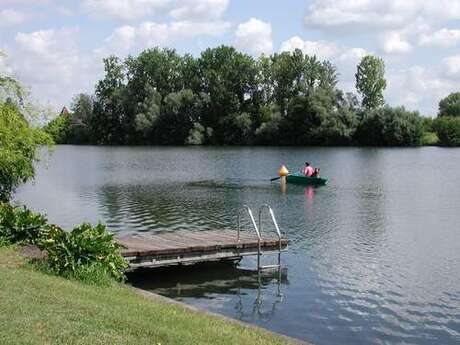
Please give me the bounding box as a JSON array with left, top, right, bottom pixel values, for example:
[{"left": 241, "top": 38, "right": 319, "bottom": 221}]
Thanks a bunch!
[{"left": 285, "top": 172, "right": 327, "bottom": 186}]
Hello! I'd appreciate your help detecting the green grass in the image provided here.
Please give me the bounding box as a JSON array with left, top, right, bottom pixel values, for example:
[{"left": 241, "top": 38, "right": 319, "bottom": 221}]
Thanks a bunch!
[{"left": 0, "top": 246, "right": 291, "bottom": 345}]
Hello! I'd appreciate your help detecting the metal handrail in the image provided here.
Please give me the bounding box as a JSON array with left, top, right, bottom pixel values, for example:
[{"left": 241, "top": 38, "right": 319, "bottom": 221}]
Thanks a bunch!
[
  {"left": 237, "top": 204, "right": 260, "bottom": 242},
  {"left": 258, "top": 204, "right": 282, "bottom": 241},
  {"left": 236, "top": 204, "right": 283, "bottom": 271},
  {"left": 258, "top": 204, "right": 283, "bottom": 271},
  {"left": 237, "top": 204, "right": 262, "bottom": 269}
]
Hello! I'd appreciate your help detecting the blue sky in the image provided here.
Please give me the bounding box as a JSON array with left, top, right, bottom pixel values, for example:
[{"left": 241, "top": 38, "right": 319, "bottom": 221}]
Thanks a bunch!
[{"left": 1, "top": 0, "right": 460, "bottom": 116}]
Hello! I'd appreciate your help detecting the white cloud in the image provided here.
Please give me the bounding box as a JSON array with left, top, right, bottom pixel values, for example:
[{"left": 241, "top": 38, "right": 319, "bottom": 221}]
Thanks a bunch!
[
  {"left": 0, "top": 9, "right": 28, "bottom": 26},
  {"left": 170, "top": 0, "right": 229, "bottom": 20},
  {"left": 234, "top": 18, "right": 273, "bottom": 56},
  {"left": 305, "top": 0, "right": 460, "bottom": 31},
  {"left": 101, "top": 20, "right": 231, "bottom": 55},
  {"left": 83, "top": 0, "right": 171, "bottom": 21},
  {"left": 381, "top": 31, "right": 412, "bottom": 54},
  {"left": 280, "top": 36, "right": 339, "bottom": 59},
  {"left": 387, "top": 66, "right": 459, "bottom": 116},
  {"left": 419, "top": 28, "right": 460, "bottom": 48},
  {"left": 443, "top": 55, "right": 460, "bottom": 77},
  {"left": 6, "top": 28, "right": 100, "bottom": 108}
]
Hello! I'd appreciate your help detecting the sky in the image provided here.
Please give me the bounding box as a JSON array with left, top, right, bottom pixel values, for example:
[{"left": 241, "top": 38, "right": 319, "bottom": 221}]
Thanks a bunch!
[{"left": 1, "top": 0, "right": 460, "bottom": 116}]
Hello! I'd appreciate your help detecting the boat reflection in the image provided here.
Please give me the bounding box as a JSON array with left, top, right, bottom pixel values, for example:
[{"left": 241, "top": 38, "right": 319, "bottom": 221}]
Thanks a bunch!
[{"left": 127, "top": 262, "right": 288, "bottom": 321}]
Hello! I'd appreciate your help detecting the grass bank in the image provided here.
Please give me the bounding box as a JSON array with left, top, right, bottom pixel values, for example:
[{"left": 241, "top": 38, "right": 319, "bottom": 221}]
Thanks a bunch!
[{"left": 0, "top": 246, "right": 293, "bottom": 345}]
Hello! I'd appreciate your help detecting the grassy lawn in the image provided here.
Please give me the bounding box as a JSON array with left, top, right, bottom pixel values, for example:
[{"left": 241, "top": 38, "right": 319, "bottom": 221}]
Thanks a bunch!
[{"left": 0, "top": 246, "right": 292, "bottom": 345}]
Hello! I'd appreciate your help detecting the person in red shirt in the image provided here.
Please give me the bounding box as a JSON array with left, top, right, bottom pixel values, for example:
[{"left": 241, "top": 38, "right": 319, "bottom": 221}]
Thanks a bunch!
[{"left": 301, "top": 162, "right": 314, "bottom": 177}]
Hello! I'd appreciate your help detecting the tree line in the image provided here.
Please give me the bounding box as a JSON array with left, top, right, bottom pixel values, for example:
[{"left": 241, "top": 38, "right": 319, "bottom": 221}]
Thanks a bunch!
[{"left": 45, "top": 46, "right": 460, "bottom": 146}]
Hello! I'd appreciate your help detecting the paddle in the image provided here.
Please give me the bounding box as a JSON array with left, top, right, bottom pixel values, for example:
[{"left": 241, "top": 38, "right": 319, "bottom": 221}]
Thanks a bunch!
[{"left": 270, "top": 174, "right": 291, "bottom": 182}]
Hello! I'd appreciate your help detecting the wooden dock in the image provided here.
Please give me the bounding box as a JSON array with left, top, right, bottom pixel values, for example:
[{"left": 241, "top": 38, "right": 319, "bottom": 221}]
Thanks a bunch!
[{"left": 116, "top": 230, "right": 288, "bottom": 269}]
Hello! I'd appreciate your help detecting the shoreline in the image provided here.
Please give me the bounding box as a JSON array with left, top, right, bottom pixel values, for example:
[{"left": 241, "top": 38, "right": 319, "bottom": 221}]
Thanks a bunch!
[
  {"left": 131, "top": 286, "right": 309, "bottom": 345},
  {"left": 19, "top": 244, "right": 308, "bottom": 344},
  {"left": 0, "top": 245, "right": 304, "bottom": 345}
]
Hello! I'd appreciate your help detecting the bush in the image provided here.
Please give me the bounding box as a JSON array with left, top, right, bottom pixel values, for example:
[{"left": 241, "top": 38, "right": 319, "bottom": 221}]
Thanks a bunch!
[
  {"left": 433, "top": 117, "right": 460, "bottom": 146},
  {"left": 355, "top": 106, "right": 423, "bottom": 146},
  {"left": 420, "top": 131, "right": 439, "bottom": 146},
  {"left": 44, "top": 114, "right": 70, "bottom": 144},
  {"left": 0, "top": 203, "right": 48, "bottom": 245},
  {"left": 38, "top": 223, "right": 128, "bottom": 282},
  {"left": 0, "top": 236, "right": 9, "bottom": 247}
]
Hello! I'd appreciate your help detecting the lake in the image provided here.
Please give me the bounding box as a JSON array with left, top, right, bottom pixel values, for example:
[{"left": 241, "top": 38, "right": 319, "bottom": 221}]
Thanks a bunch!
[{"left": 15, "top": 146, "right": 460, "bottom": 345}]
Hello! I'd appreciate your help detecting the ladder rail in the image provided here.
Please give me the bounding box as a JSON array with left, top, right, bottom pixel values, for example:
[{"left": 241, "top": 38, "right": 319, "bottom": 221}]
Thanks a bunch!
[
  {"left": 237, "top": 204, "right": 260, "bottom": 242},
  {"left": 258, "top": 204, "right": 283, "bottom": 271},
  {"left": 237, "top": 204, "right": 262, "bottom": 269},
  {"left": 236, "top": 204, "right": 284, "bottom": 272}
]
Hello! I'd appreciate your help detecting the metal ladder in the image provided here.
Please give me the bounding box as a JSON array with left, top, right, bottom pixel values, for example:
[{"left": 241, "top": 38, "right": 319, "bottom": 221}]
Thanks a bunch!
[{"left": 237, "top": 204, "right": 283, "bottom": 271}]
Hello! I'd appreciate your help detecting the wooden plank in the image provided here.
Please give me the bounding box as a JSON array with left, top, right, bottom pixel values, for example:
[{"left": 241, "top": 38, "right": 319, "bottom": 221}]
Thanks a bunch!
[{"left": 116, "top": 229, "right": 288, "bottom": 265}]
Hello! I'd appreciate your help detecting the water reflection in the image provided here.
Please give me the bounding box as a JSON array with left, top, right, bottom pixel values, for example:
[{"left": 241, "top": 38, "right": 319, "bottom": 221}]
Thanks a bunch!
[
  {"left": 128, "top": 263, "right": 288, "bottom": 322},
  {"left": 304, "top": 186, "right": 315, "bottom": 200}
]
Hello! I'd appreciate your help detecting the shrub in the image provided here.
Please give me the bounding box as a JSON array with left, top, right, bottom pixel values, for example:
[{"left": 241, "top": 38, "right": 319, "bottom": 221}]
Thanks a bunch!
[
  {"left": 44, "top": 114, "right": 70, "bottom": 144},
  {"left": 355, "top": 106, "right": 423, "bottom": 146},
  {"left": 39, "top": 223, "right": 128, "bottom": 282},
  {"left": 420, "top": 131, "right": 439, "bottom": 146},
  {"left": 0, "top": 236, "right": 9, "bottom": 247},
  {"left": 433, "top": 117, "right": 460, "bottom": 146},
  {"left": 0, "top": 203, "right": 48, "bottom": 245}
]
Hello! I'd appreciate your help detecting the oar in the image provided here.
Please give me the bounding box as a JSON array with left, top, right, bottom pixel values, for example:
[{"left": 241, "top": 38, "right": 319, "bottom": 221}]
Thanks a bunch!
[{"left": 270, "top": 174, "right": 291, "bottom": 182}]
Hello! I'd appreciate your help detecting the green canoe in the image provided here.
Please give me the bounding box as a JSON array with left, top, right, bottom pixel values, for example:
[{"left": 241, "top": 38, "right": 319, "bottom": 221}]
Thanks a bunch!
[{"left": 286, "top": 173, "right": 327, "bottom": 186}]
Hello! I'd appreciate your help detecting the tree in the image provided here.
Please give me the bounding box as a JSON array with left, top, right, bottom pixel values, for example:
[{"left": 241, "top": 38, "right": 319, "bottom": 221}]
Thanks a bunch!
[
  {"left": 1, "top": 61, "right": 52, "bottom": 201},
  {"left": 219, "top": 112, "right": 253, "bottom": 145},
  {"left": 67, "top": 93, "right": 93, "bottom": 143},
  {"left": 44, "top": 114, "right": 69, "bottom": 144},
  {"left": 134, "top": 84, "right": 162, "bottom": 142},
  {"left": 0, "top": 102, "right": 51, "bottom": 201},
  {"left": 154, "top": 89, "right": 208, "bottom": 144},
  {"left": 433, "top": 117, "right": 460, "bottom": 146},
  {"left": 92, "top": 56, "right": 127, "bottom": 144},
  {"left": 197, "top": 46, "right": 258, "bottom": 140},
  {"left": 438, "top": 92, "right": 460, "bottom": 117},
  {"left": 255, "top": 103, "right": 282, "bottom": 144},
  {"left": 354, "top": 106, "right": 423, "bottom": 146},
  {"left": 281, "top": 88, "right": 358, "bottom": 145},
  {"left": 355, "top": 55, "right": 387, "bottom": 109}
]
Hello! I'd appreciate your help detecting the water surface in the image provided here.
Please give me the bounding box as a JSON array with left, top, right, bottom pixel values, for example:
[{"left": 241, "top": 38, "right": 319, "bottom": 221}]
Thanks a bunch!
[{"left": 16, "top": 146, "right": 460, "bottom": 345}]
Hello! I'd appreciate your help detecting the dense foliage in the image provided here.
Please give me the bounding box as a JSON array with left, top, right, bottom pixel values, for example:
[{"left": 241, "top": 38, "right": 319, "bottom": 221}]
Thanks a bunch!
[
  {"left": 0, "top": 202, "right": 127, "bottom": 283},
  {"left": 355, "top": 107, "right": 423, "bottom": 146},
  {"left": 44, "top": 113, "right": 69, "bottom": 144},
  {"left": 433, "top": 117, "right": 460, "bottom": 146},
  {"left": 0, "top": 103, "right": 51, "bottom": 202},
  {"left": 355, "top": 55, "right": 387, "bottom": 110},
  {"left": 0, "top": 203, "right": 48, "bottom": 245},
  {"left": 38, "top": 222, "right": 128, "bottom": 282},
  {"left": 46, "top": 47, "right": 429, "bottom": 146},
  {"left": 438, "top": 92, "right": 460, "bottom": 117}
]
